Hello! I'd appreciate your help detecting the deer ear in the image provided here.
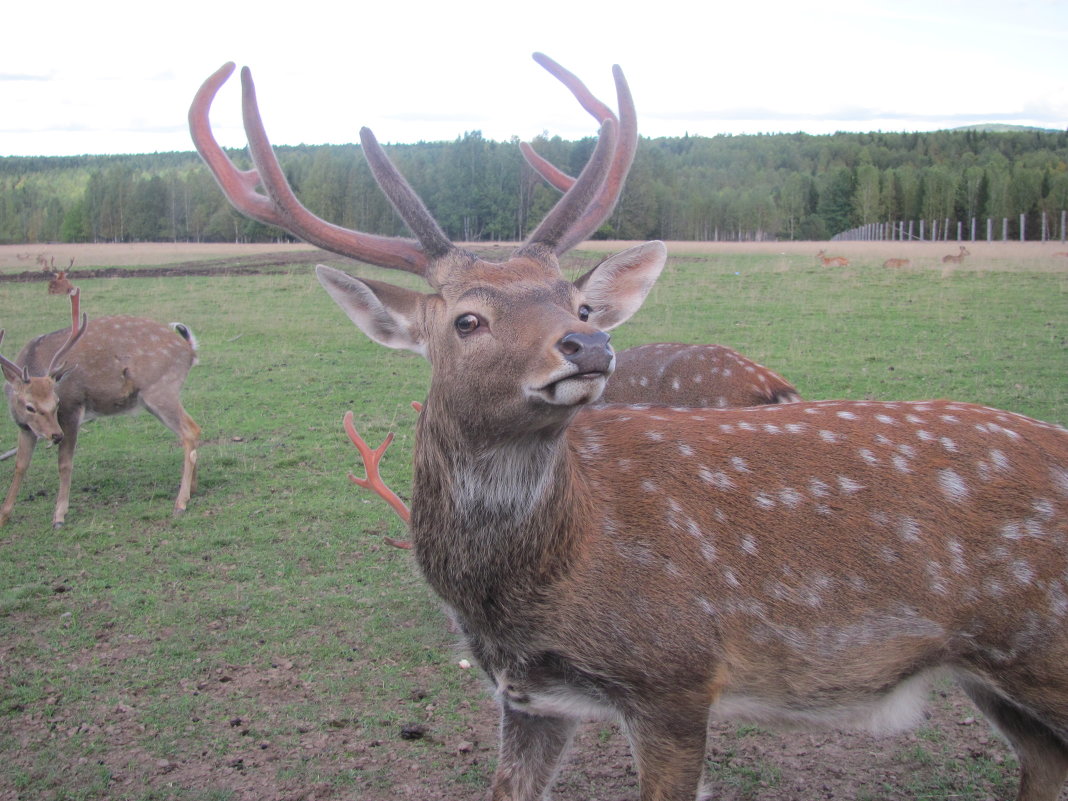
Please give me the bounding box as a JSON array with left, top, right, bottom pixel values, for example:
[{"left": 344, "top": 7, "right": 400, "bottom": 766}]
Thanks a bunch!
[
  {"left": 316, "top": 265, "right": 428, "bottom": 357},
  {"left": 574, "top": 241, "right": 667, "bottom": 331}
]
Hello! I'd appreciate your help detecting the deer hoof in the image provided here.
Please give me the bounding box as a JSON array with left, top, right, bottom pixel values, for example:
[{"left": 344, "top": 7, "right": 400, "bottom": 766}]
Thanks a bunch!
[{"left": 52, "top": 521, "right": 65, "bottom": 530}]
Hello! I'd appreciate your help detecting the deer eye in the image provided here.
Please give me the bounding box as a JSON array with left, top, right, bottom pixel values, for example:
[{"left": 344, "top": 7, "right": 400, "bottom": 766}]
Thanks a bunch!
[
  {"left": 24, "top": 404, "right": 36, "bottom": 414},
  {"left": 578, "top": 304, "right": 592, "bottom": 322},
  {"left": 455, "top": 314, "right": 481, "bottom": 336}
]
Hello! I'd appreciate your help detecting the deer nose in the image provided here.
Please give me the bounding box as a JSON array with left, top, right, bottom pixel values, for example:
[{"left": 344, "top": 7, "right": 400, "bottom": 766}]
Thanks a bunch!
[
  {"left": 557, "top": 331, "right": 613, "bottom": 374},
  {"left": 51, "top": 432, "right": 64, "bottom": 444}
]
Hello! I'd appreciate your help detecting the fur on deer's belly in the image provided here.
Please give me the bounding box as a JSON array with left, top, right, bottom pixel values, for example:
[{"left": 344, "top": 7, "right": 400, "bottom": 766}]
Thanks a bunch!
[
  {"left": 495, "top": 668, "right": 621, "bottom": 721},
  {"left": 711, "top": 669, "right": 943, "bottom": 735},
  {"left": 492, "top": 659, "right": 943, "bottom": 735}
]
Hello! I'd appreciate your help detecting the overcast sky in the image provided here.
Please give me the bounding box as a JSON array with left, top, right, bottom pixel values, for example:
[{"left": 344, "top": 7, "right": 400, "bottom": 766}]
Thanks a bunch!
[{"left": 2, "top": 0, "right": 1065, "bottom": 158}]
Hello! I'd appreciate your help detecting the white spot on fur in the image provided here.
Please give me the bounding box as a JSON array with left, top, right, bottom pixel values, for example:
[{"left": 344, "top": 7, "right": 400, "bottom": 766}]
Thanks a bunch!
[
  {"left": 809, "top": 478, "right": 831, "bottom": 498},
  {"left": 779, "top": 488, "right": 804, "bottom": 508},
  {"left": 898, "top": 517, "right": 921, "bottom": 542},
  {"left": 938, "top": 470, "right": 969, "bottom": 503},
  {"left": 820, "top": 430, "right": 842, "bottom": 443},
  {"left": 731, "top": 457, "right": 750, "bottom": 472},
  {"left": 858, "top": 449, "right": 880, "bottom": 466},
  {"left": 837, "top": 476, "right": 864, "bottom": 494}
]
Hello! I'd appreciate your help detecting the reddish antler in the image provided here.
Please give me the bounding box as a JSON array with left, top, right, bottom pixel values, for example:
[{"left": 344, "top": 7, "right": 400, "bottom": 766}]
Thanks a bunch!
[
  {"left": 189, "top": 63, "right": 434, "bottom": 277},
  {"left": 520, "top": 52, "right": 637, "bottom": 252},
  {"left": 343, "top": 411, "right": 412, "bottom": 549},
  {"left": 190, "top": 55, "right": 629, "bottom": 280}
]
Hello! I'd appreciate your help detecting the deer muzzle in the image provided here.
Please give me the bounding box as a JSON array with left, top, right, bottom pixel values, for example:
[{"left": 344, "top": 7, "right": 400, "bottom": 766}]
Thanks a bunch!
[{"left": 557, "top": 331, "right": 613, "bottom": 376}]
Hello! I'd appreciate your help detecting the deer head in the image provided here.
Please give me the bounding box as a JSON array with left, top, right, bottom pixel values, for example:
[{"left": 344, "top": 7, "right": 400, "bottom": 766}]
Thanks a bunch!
[{"left": 1, "top": 290, "right": 87, "bottom": 445}]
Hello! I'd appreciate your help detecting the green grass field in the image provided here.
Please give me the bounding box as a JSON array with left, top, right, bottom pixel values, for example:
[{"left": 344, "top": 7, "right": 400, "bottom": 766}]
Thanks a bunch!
[{"left": 0, "top": 245, "right": 1065, "bottom": 800}]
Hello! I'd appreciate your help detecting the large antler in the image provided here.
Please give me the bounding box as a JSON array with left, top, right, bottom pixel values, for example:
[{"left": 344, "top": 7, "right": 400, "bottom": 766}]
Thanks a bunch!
[
  {"left": 521, "top": 53, "right": 637, "bottom": 253},
  {"left": 190, "top": 55, "right": 632, "bottom": 277},
  {"left": 189, "top": 63, "right": 441, "bottom": 277}
]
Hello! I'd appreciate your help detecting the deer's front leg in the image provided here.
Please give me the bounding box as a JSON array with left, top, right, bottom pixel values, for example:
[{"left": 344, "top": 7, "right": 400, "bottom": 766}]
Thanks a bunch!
[
  {"left": 625, "top": 706, "right": 710, "bottom": 801},
  {"left": 490, "top": 704, "right": 578, "bottom": 801},
  {"left": 52, "top": 423, "right": 80, "bottom": 528},
  {"left": 0, "top": 429, "right": 38, "bottom": 526}
]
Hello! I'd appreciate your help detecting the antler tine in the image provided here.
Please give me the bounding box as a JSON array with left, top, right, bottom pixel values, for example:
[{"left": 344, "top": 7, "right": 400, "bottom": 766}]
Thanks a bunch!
[
  {"left": 343, "top": 411, "right": 413, "bottom": 549},
  {"left": 523, "top": 55, "right": 638, "bottom": 253},
  {"left": 522, "top": 118, "right": 618, "bottom": 255},
  {"left": 358, "top": 127, "right": 454, "bottom": 261},
  {"left": 189, "top": 64, "right": 433, "bottom": 277},
  {"left": 189, "top": 63, "right": 288, "bottom": 229}
]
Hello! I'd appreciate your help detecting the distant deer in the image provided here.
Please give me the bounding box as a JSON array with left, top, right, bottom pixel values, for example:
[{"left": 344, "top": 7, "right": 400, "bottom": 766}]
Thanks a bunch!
[
  {"left": 0, "top": 291, "right": 200, "bottom": 527},
  {"left": 193, "top": 56, "right": 1068, "bottom": 801},
  {"left": 816, "top": 249, "right": 849, "bottom": 266},
  {"left": 942, "top": 245, "right": 971, "bottom": 264},
  {"left": 47, "top": 270, "right": 75, "bottom": 296},
  {"left": 882, "top": 257, "right": 910, "bottom": 268}
]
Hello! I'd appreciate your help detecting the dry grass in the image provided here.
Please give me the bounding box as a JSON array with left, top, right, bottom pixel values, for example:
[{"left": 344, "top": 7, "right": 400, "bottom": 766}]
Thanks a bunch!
[{"left": 3, "top": 239, "right": 1068, "bottom": 275}]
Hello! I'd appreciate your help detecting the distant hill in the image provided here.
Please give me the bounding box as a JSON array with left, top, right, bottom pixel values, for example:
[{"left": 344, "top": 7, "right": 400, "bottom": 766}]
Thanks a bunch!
[{"left": 951, "top": 123, "right": 1064, "bottom": 133}]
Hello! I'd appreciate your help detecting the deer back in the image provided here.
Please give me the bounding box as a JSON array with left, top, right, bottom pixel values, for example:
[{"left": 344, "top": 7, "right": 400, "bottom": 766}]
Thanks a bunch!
[
  {"left": 601, "top": 342, "right": 800, "bottom": 407},
  {"left": 10, "top": 317, "right": 197, "bottom": 421},
  {"left": 533, "top": 400, "right": 1068, "bottom": 707}
]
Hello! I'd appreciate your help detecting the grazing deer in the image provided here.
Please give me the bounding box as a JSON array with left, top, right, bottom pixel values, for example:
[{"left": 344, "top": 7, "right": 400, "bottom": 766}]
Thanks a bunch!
[
  {"left": 942, "top": 245, "right": 971, "bottom": 264},
  {"left": 882, "top": 257, "right": 910, "bottom": 268},
  {"left": 816, "top": 249, "right": 849, "bottom": 267},
  {"left": 192, "top": 56, "right": 1068, "bottom": 801},
  {"left": 602, "top": 342, "right": 800, "bottom": 407},
  {"left": 47, "top": 270, "right": 75, "bottom": 295},
  {"left": 0, "top": 291, "right": 201, "bottom": 527}
]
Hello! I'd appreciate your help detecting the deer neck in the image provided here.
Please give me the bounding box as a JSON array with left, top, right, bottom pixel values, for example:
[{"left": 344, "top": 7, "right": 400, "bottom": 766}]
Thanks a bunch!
[{"left": 409, "top": 400, "right": 585, "bottom": 634}]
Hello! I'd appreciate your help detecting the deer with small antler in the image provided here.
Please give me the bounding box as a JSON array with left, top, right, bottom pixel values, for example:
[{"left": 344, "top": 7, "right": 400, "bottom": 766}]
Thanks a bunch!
[
  {"left": 816, "top": 248, "right": 849, "bottom": 267},
  {"left": 943, "top": 245, "right": 971, "bottom": 264},
  {"left": 1, "top": 290, "right": 200, "bottom": 527},
  {"left": 193, "top": 55, "right": 1068, "bottom": 801}
]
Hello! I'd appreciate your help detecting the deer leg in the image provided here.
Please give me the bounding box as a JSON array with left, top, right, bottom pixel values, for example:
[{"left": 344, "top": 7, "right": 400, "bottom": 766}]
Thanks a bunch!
[
  {"left": 174, "top": 410, "right": 201, "bottom": 512},
  {"left": 53, "top": 424, "right": 79, "bottom": 528},
  {"left": 0, "top": 429, "right": 38, "bottom": 526},
  {"left": 625, "top": 708, "right": 710, "bottom": 801},
  {"left": 141, "top": 394, "right": 200, "bottom": 514},
  {"left": 958, "top": 676, "right": 1068, "bottom": 801},
  {"left": 490, "top": 705, "right": 578, "bottom": 801}
]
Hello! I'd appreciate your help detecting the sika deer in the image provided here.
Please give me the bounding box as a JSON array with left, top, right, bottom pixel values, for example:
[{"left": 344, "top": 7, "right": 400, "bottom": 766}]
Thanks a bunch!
[
  {"left": 816, "top": 249, "right": 849, "bottom": 267},
  {"left": 0, "top": 291, "right": 200, "bottom": 527},
  {"left": 943, "top": 245, "right": 971, "bottom": 264},
  {"left": 47, "top": 270, "right": 75, "bottom": 295},
  {"left": 192, "top": 55, "right": 1068, "bottom": 801}
]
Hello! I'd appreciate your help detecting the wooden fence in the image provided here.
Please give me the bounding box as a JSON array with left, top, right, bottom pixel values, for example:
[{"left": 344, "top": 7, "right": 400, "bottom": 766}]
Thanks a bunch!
[{"left": 833, "top": 210, "right": 1068, "bottom": 243}]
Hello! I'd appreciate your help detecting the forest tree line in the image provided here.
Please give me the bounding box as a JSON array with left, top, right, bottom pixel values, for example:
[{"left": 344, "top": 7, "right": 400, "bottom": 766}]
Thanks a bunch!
[{"left": 2, "top": 127, "right": 1067, "bottom": 246}]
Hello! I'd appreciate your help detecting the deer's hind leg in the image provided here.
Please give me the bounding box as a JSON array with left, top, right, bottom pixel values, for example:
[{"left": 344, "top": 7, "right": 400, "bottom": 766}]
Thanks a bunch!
[
  {"left": 141, "top": 390, "right": 200, "bottom": 514},
  {"left": 491, "top": 705, "right": 578, "bottom": 801},
  {"left": 957, "top": 674, "right": 1068, "bottom": 801}
]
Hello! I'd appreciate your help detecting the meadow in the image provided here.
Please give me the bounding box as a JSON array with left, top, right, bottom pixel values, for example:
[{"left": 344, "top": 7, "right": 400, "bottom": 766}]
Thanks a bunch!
[{"left": 0, "top": 240, "right": 1066, "bottom": 800}]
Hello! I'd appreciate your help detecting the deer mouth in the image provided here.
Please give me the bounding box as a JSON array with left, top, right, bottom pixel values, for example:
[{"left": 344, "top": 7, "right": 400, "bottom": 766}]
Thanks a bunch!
[{"left": 532, "top": 369, "right": 609, "bottom": 407}]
